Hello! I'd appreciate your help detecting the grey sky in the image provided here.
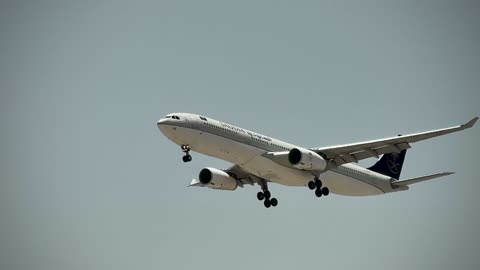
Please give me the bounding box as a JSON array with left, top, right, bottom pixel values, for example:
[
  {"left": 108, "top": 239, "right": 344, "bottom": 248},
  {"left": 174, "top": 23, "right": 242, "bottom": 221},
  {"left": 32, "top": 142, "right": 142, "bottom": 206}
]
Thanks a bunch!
[{"left": 1, "top": 1, "right": 479, "bottom": 269}]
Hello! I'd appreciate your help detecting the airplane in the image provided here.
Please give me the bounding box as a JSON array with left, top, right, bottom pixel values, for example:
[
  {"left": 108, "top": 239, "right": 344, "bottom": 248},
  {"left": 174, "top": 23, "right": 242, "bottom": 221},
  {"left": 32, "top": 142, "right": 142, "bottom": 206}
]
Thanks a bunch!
[{"left": 157, "top": 113, "right": 478, "bottom": 208}]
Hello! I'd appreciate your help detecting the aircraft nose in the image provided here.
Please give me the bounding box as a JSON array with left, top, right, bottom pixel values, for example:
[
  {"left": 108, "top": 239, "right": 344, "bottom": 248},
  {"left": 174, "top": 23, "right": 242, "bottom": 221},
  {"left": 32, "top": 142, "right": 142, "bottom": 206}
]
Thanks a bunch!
[
  {"left": 157, "top": 118, "right": 174, "bottom": 136},
  {"left": 157, "top": 118, "right": 168, "bottom": 126},
  {"left": 157, "top": 118, "right": 169, "bottom": 133}
]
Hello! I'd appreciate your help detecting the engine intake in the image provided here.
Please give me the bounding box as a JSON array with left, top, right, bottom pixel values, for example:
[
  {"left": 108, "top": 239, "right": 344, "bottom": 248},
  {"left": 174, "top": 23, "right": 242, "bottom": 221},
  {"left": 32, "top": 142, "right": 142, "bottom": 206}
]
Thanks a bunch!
[
  {"left": 198, "top": 167, "right": 238, "bottom": 190},
  {"left": 199, "top": 169, "right": 213, "bottom": 184},
  {"left": 288, "top": 147, "right": 327, "bottom": 171},
  {"left": 288, "top": 148, "right": 303, "bottom": 165}
]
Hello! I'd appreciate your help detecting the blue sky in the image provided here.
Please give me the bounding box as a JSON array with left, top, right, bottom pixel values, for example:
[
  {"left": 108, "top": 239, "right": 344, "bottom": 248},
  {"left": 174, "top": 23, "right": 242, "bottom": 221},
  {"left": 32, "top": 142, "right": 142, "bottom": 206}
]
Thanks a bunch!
[{"left": 1, "top": 1, "right": 479, "bottom": 269}]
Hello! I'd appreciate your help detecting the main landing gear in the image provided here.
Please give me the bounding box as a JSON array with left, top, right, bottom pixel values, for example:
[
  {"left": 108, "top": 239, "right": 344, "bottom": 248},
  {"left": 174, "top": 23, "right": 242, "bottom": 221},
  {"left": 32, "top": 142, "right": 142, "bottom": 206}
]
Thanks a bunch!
[
  {"left": 256, "top": 181, "right": 278, "bottom": 208},
  {"left": 308, "top": 177, "right": 329, "bottom": 198},
  {"left": 181, "top": 144, "right": 192, "bottom": 163}
]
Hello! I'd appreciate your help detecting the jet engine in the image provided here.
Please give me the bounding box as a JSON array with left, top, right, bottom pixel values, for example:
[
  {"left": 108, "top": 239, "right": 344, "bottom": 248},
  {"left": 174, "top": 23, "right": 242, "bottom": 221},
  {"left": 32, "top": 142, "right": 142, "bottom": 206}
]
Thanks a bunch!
[
  {"left": 198, "top": 167, "right": 238, "bottom": 190},
  {"left": 288, "top": 147, "right": 327, "bottom": 171}
]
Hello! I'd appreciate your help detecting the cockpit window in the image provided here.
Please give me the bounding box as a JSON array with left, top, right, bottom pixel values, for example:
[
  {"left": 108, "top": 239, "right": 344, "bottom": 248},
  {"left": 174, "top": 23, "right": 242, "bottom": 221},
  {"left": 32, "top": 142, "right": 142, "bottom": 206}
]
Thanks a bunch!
[
  {"left": 166, "top": 115, "right": 180, "bottom": 120},
  {"left": 199, "top": 116, "right": 208, "bottom": 121}
]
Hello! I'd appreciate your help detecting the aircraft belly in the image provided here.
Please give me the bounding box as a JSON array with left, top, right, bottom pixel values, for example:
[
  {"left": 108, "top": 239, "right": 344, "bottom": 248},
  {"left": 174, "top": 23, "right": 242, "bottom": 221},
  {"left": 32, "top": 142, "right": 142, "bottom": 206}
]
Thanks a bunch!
[
  {"left": 321, "top": 171, "right": 384, "bottom": 196},
  {"left": 241, "top": 156, "right": 313, "bottom": 186},
  {"left": 174, "top": 126, "right": 262, "bottom": 165}
]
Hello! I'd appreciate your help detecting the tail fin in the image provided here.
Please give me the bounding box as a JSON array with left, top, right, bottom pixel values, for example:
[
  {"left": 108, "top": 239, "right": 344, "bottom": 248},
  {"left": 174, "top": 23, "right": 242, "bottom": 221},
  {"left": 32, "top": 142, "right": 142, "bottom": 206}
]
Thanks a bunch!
[{"left": 368, "top": 150, "right": 407, "bottom": 179}]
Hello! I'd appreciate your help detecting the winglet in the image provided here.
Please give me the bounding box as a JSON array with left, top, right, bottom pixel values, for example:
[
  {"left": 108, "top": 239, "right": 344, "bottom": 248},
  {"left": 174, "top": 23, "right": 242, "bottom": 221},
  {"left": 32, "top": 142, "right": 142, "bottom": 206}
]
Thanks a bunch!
[{"left": 463, "top": 117, "right": 478, "bottom": 129}]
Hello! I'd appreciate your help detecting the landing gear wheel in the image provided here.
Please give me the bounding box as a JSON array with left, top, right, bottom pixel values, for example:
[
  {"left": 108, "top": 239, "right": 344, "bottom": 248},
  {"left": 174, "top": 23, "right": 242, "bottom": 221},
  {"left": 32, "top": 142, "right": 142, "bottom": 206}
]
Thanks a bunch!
[
  {"left": 182, "top": 155, "right": 192, "bottom": 162},
  {"left": 264, "top": 199, "right": 272, "bottom": 208},
  {"left": 270, "top": 198, "right": 278, "bottom": 207},
  {"left": 314, "top": 178, "right": 322, "bottom": 188},
  {"left": 258, "top": 180, "right": 277, "bottom": 208},
  {"left": 263, "top": 190, "right": 271, "bottom": 200},
  {"left": 322, "top": 187, "right": 329, "bottom": 196},
  {"left": 180, "top": 145, "right": 192, "bottom": 162},
  {"left": 315, "top": 188, "right": 323, "bottom": 197},
  {"left": 308, "top": 181, "right": 316, "bottom": 190}
]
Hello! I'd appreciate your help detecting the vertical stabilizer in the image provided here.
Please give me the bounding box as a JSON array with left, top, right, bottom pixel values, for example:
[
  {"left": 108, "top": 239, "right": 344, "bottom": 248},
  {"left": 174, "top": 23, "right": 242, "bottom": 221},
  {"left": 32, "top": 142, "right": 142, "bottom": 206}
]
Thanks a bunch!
[{"left": 368, "top": 150, "right": 407, "bottom": 179}]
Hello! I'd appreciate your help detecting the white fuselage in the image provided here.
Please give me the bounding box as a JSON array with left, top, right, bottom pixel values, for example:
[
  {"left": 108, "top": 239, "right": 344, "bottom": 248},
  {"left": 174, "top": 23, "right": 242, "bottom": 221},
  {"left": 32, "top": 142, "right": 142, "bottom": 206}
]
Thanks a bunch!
[{"left": 157, "top": 113, "right": 399, "bottom": 196}]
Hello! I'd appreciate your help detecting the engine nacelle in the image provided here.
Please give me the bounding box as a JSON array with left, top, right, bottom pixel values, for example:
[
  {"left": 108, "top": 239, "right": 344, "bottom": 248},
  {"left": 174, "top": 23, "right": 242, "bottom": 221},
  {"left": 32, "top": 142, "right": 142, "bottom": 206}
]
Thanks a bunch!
[
  {"left": 288, "top": 147, "right": 327, "bottom": 171},
  {"left": 198, "top": 167, "right": 238, "bottom": 190}
]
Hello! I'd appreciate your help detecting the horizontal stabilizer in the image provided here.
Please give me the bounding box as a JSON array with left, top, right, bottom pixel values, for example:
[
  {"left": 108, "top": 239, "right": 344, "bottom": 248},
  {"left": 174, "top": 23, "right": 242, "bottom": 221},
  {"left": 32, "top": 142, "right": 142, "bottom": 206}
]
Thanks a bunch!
[
  {"left": 392, "top": 172, "right": 454, "bottom": 187},
  {"left": 189, "top": 179, "right": 204, "bottom": 187}
]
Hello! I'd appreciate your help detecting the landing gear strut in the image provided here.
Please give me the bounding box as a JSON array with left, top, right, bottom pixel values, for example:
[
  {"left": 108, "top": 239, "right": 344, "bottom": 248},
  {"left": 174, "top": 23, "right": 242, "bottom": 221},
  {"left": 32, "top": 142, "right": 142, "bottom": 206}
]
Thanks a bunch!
[
  {"left": 181, "top": 144, "right": 192, "bottom": 162},
  {"left": 256, "top": 180, "right": 278, "bottom": 208},
  {"left": 308, "top": 177, "right": 329, "bottom": 198}
]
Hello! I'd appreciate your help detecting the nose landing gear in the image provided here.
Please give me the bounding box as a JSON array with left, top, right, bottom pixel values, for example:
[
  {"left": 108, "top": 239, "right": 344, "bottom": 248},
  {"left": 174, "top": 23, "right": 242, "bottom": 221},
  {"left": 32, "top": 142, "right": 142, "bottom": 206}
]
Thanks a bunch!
[
  {"left": 181, "top": 144, "right": 192, "bottom": 162},
  {"left": 308, "top": 177, "right": 329, "bottom": 198}
]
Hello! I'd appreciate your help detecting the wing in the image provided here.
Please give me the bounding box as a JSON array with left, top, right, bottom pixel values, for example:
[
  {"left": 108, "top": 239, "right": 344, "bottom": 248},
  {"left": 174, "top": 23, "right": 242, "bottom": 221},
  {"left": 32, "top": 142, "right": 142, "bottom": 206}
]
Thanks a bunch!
[
  {"left": 224, "top": 165, "right": 259, "bottom": 187},
  {"left": 312, "top": 117, "right": 478, "bottom": 167}
]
